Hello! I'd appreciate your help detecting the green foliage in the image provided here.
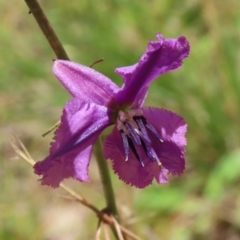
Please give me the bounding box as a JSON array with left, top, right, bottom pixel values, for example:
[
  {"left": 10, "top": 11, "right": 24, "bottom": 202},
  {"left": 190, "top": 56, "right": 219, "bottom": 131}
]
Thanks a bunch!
[
  {"left": 205, "top": 150, "right": 240, "bottom": 200},
  {"left": 1, "top": 0, "right": 240, "bottom": 239}
]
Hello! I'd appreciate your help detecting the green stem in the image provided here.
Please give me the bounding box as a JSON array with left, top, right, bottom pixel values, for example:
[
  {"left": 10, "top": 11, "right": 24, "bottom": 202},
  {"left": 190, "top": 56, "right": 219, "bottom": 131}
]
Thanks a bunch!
[
  {"left": 96, "top": 139, "right": 126, "bottom": 240},
  {"left": 24, "top": 0, "right": 69, "bottom": 60},
  {"left": 95, "top": 139, "right": 118, "bottom": 217}
]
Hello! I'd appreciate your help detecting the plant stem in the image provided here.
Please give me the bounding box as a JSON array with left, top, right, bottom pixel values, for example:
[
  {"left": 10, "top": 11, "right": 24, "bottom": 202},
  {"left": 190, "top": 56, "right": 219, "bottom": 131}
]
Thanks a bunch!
[
  {"left": 96, "top": 139, "right": 126, "bottom": 240},
  {"left": 95, "top": 139, "right": 118, "bottom": 218},
  {"left": 24, "top": 0, "right": 69, "bottom": 60}
]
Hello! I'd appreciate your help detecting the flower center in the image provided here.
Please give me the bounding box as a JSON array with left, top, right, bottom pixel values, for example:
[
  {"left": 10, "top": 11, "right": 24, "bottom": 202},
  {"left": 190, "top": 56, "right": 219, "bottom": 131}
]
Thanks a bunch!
[{"left": 117, "top": 109, "right": 164, "bottom": 167}]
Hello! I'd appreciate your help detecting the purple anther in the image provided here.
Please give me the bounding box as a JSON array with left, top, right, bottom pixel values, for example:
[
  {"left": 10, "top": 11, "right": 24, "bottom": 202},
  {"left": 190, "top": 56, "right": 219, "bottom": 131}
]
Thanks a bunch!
[
  {"left": 125, "top": 121, "right": 141, "bottom": 145},
  {"left": 140, "top": 139, "right": 155, "bottom": 161},
  {"left": 134, "top": 116, "right": 151, "bottom": 143},
  {"left": 144, "top": 120, "right": 164, "bottom": 142},
  {"left": 128, "top": 137, "right": 145, "bottom": 167},
  {"left": 120, "top": 130, "right": 129, "bottom": 161}
]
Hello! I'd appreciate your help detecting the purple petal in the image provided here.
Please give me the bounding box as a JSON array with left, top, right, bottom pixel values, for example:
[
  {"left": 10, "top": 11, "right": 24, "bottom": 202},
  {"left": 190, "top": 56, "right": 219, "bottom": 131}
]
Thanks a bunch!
[
  {"left": 34, "top": 98, "right": 112, "bottom": 187},
  {"left": 115, "top": 34, "right": 190, "bottom": 107},
  {"left": 34, "top": 139, "right": 96, "bottom": 188},
  {"left": 53, "top": 60, "right": 119, "bottom": 106},
  {"left": 153, "top": 141, "right": 185, "bottom": 175},
  {"left": 154, "top": 167, "right": 169, "bottom": 184},
  {"left": 134, "top": 86, "right": 148, "bottom": 107},
  {"left": 103, "top": 126, "right": 156, "bottom": 188},
  {"left": 141, "top": 107, "right": 187, "bottom": 149}
]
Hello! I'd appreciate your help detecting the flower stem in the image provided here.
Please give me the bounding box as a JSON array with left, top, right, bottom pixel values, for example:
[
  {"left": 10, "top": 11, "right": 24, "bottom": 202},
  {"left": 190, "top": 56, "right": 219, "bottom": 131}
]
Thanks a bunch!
[
  {"left": 95, "top": 138, "right": 119, "bottom": 218},
  {"left": 24, "top": 0, "right": 69, "bottom": 60},
  {"left": 96, "top": 139, "right": 127, "bottom": 240}
]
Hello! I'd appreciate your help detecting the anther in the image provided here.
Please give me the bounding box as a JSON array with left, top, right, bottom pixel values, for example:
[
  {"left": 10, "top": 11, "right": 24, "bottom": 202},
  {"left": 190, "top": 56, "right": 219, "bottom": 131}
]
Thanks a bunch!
[
  {"left": 120, "top": 130, "right": 129, "bottom": 161},
  {"left": 133, "top": 116, "right": 151, "bottom": 143},
  {"left": 142, "top": 140, "right": 162, "bottom": 166},
  {"left": 142, "top": 119, "right": 164, "bottom": 142},
  {"left": 125, "top": 121, "right": 141, "bottom": 145},
  {"left": 128, "top": 137, "right": 145, "bottom": 167}
]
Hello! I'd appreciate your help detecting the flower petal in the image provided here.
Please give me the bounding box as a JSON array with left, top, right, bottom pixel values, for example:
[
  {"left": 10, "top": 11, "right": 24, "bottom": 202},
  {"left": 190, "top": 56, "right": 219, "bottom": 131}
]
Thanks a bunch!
[
  {"left": 154, "top": 167, "right": 169, "bottom": 184},
  {"left": 115, "top": 34, "right": 190, "bottom": 107},
  {"left": 34, "top": 98, "right": 112, "bottom": 187},
  {"left": 53, "top": 60, "right": 119, "bottom": 106},
  {"left": 153, "top": 141, "right": 185, "bottom": 175},
  {"left": 34, "top": 139, "right": 96, "bottom": 188}
]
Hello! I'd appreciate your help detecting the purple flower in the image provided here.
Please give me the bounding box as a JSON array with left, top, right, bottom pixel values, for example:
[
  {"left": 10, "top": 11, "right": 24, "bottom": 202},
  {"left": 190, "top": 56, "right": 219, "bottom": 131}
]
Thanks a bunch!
[{"left": 34, "top": 33, "right": 190, "bottom": 188}]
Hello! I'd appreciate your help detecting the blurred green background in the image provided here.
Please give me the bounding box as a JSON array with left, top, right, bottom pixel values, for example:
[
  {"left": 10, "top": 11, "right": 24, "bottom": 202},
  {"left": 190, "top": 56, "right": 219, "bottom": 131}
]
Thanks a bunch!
[{"left": 1, "top": 0, "right": 240, "bottom": 239}]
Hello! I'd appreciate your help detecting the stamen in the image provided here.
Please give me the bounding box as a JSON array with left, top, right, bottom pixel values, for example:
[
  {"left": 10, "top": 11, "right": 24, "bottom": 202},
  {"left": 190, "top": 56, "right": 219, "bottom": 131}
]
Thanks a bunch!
[
  {"left": 140, "top": 139, "right": 155, "bottom": 160},
  {"left": 134, "top": 128, "right": 148, "bottom": 142},
  {"left": 120, "top": 130, "right": 129, "bottom": 161},
  {"left": 140, "top": 139, "right": 162, "bottom": 166},
  {"left": 151, "top": 148, "right": 162, "bottom": 166},
  {"left": 128, "top": 137, "right": 145, "bottom": 167},
  {"left": 133, "top": 116, "right": 151, "bottom": 143},
  {"left": 142, "top": 119, "right": 164, "bottom": 142},
  {"left": 125, "top": 121, "right": 141, "bottom": 145}
]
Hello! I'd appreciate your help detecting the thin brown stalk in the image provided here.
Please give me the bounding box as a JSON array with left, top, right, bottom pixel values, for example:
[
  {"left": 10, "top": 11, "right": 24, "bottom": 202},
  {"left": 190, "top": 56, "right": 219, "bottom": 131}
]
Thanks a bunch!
[
  {"left": 112, "top": 216, "right": 125, "bottom": 240},
  {"left": 95, "top": 219, "right": 102, "bottom": 240},
  {"left": 24, "top": 0, "right": 69, "bottom": 60},
  {"left": 42, "top": 120, "right": 60, "bottom": 137},
  {"left": 103, "top": 222, "right": 111, "bottom": 240}
]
